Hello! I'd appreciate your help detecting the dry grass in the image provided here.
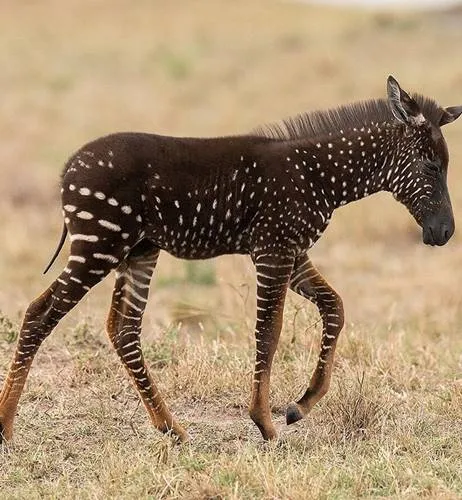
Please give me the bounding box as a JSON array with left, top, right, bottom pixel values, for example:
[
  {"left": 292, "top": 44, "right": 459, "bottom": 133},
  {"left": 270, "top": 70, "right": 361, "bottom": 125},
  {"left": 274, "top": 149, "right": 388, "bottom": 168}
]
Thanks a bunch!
[
  {"left": 1, "top": 0, "right": 462, "bottom": 498},
  {"left": 1, "top": 319, "right": 461, "bottom": 498}
]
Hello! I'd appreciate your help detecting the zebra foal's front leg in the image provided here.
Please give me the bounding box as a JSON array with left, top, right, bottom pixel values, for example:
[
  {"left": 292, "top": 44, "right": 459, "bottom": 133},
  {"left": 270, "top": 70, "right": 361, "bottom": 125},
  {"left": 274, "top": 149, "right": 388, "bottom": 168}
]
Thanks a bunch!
[
  {"left": 106, "top": 241, "right": 188, "bottom": 442},
  {"left": 286, "top": 253, "right": 344, "bottom": 425},
  {"left": 249, "top": 253, "right": 294, "bottom": 440}
]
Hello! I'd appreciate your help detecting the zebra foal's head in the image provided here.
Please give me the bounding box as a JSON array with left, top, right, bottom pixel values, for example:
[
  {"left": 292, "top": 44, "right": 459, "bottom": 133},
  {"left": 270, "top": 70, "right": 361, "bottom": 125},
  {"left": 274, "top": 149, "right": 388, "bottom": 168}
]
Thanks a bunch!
[{"left": 386, "top": 76, "right": 461, "bottom": 246}]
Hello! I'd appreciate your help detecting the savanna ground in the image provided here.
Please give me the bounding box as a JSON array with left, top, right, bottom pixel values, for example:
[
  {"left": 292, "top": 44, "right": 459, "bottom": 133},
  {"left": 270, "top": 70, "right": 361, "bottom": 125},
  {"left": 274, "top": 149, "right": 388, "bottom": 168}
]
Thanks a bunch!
[{"left": 1, "top": 1, "right": 462, "bottom": 498}]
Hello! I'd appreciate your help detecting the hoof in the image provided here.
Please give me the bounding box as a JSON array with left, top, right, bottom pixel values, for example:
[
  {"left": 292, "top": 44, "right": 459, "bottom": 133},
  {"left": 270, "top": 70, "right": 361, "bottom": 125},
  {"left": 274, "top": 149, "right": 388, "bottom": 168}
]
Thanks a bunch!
[
  {"left": 175, "top": 431, "right": 190, "bottom": 444},
  {"left": 249, "top": 409, "right": 278, "bottom": 440},
  {"left": 164, "top": 425, "right": 190, "bottom": 444},
  {"left": 256, "top": 422, "right": 278, "bottom": 441},
  {"left": 252, "top": 420, "right": 278, "bottom": 441},
  {"left": 262, "top": 429, "right": 278, "bottom": 441},
  {"left": 286, "top": 402, "right": 305, "bottom": 425}
]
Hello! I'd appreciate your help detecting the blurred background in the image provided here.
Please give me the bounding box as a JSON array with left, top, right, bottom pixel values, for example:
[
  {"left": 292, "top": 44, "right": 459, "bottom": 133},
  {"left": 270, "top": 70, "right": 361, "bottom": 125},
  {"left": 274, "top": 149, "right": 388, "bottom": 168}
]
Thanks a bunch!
[{"left": 0, "top": 0, "right": 461, "bottom": 343}]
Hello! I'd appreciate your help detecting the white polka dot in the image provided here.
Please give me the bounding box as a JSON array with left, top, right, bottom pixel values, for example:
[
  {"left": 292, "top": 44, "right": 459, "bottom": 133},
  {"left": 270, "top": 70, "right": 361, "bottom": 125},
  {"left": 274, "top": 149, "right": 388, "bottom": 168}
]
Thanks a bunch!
[{"left": 77, "top": 211, "right": 93, "bottom": 220}]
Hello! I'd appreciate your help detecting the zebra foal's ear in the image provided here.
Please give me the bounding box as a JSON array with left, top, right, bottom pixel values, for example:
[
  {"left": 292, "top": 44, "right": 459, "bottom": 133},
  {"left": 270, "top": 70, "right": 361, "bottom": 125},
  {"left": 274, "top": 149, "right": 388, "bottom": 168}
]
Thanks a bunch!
[
  {"left": 387, "top": 75, "right": 424, "bottom": 126},
  {"left": 439, "top": 106, "right": 462, "bottom": 126}
]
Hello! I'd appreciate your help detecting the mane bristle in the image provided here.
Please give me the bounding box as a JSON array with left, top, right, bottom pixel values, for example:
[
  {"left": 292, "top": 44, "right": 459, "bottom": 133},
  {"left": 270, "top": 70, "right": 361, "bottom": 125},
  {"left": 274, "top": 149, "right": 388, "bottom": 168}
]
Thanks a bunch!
[{"left": 253, "top": 94, "right": 443, "bottom": 141}]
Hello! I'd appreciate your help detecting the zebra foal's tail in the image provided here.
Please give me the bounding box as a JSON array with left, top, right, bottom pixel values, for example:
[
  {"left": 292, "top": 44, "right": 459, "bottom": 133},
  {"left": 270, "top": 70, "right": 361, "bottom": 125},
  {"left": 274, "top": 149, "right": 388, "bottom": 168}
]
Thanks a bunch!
[{"left": 43, "top": 224, "right": 68, "bottom": 274}]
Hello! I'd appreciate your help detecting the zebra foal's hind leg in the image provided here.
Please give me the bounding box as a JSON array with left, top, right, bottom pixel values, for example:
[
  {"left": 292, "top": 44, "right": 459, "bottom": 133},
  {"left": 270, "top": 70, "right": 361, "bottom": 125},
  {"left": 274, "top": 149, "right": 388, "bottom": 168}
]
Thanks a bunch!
[
  {"left": 106, "top": 241, "right": 188, "bottom": 442},
  {"left": 286, "top": 253, "right": 344, "bottom": 425},
  {"left": 0, "top": 243, "right": 116, "bottom": 443}
]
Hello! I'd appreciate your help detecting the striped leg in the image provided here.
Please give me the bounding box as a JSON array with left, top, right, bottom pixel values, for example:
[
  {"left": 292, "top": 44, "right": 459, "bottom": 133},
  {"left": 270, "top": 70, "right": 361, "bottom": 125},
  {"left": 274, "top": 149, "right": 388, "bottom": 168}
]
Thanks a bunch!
[
  {"left": 249, "top": 253, "right": 294, "bottom": 440},
  {"left": 106, "top": 241, "right": 188, "bottom": 442},
  {"left": 0, "top": 246, "right": 115, "bottom": 443},
  {"left": 286, "top": 253, "right": 344, "bottom": 425}
]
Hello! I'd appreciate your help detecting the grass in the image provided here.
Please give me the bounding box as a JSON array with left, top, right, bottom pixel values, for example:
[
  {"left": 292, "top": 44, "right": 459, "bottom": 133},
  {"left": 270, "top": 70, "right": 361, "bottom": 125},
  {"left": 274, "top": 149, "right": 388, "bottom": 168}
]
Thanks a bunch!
[
  {"left": 1, "top": 0, "right": 462, "bottom": 498},
  {"left": 1, "top": 317, "right": 461, "bottom": 498}
]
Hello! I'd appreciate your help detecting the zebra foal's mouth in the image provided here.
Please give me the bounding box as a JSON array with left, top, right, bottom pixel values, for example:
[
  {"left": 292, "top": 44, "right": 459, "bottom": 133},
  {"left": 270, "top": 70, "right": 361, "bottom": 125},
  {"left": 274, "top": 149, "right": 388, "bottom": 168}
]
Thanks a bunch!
[{"left": 422, "top": 221, "right": 453, "bottom": 246}]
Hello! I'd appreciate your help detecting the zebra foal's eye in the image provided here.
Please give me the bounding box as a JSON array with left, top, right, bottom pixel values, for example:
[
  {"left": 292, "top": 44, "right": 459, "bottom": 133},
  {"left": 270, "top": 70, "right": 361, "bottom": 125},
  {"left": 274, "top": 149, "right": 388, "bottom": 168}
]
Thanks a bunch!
[{"left": 423, "top": 162, "right": 439, "bottom": 177}]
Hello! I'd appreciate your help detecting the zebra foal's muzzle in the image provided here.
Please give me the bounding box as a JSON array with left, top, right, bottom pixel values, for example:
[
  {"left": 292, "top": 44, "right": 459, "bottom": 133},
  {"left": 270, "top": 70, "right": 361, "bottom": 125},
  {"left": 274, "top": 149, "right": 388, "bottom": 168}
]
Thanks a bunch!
[{"left": 422, "top": 213, "right": 455, "bottom": 246}]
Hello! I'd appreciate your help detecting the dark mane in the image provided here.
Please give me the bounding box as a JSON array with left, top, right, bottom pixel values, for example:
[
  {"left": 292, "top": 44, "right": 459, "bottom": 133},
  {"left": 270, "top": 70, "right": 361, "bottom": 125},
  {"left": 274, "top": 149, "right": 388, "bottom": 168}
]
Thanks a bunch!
[{"left": 253, "top": 94, "right": 444, "bottom": 141}]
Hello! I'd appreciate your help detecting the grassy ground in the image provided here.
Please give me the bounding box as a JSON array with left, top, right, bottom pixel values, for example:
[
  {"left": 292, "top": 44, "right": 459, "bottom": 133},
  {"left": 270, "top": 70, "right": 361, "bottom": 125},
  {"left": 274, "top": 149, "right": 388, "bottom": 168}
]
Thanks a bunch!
[{"left": 1, "top": 1, "right": 462, "bottom": 498}]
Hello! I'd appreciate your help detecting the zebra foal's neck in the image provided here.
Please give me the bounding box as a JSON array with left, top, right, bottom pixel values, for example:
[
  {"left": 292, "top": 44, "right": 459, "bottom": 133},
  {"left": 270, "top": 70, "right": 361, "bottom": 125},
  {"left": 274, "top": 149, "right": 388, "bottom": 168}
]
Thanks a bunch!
[
  {"left": 275, "top": 122, "right": 396, "bottom": 210},
  {"left": 255, "top": 93, "right": 443, "bottom": 210}
]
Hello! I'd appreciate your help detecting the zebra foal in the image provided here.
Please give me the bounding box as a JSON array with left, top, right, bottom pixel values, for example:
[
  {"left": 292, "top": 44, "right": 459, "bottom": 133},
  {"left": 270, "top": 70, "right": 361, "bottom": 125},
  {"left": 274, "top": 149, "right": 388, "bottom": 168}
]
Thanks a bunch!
[{"left": 1, "top": 76, "right": 461, "bottom": 443}]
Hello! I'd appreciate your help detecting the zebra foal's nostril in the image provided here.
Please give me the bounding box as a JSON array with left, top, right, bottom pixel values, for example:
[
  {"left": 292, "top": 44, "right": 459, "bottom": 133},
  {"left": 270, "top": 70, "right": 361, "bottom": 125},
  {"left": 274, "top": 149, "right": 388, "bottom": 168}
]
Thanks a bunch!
[{"left": 440, "top": 222, "right": 454, "bottom": 244}]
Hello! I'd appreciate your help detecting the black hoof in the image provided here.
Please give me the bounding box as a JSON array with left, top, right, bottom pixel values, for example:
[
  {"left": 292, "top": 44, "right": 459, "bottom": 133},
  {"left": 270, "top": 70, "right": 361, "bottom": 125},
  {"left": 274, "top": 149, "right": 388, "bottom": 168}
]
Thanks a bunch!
[
  {"left": 0, "top": 422, "right": 4, "bottom": 445},
  {"left": 286, "top": 402, "right": 304, "bottom": 425}
]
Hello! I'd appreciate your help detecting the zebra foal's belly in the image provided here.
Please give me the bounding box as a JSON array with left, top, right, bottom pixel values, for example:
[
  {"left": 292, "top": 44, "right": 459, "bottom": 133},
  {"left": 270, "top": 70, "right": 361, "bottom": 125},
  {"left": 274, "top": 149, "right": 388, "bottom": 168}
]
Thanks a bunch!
[{"left": 145, "top": 222, "right": 252, "bottom": 260}]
